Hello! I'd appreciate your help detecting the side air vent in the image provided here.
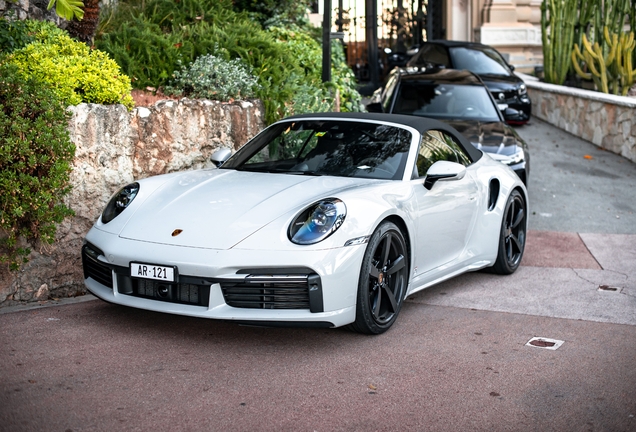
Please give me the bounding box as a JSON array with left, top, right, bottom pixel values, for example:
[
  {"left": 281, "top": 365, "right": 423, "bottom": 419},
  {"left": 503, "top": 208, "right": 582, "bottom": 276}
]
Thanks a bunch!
[{"left": 488, "top": 179, "right": 500, "bottom": 211}]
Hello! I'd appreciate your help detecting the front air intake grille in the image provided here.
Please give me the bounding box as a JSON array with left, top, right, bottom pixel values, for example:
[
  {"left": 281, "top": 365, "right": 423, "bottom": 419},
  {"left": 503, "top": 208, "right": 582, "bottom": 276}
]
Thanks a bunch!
[
  {"left": 82, "top": 243, "right": 113, "bottom": 289},
  {"left": 126, "top": 278, "right": 210, "bottom": 307},
  {"left": 220, "top": 275, "right": 312, "bottom": 310}
]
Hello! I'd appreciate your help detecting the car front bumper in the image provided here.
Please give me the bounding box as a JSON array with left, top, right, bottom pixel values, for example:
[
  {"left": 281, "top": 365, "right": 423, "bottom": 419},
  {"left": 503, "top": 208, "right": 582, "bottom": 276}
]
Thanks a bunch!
[{"left": 83, "top": 228, "right": 366, "bottom": 328}]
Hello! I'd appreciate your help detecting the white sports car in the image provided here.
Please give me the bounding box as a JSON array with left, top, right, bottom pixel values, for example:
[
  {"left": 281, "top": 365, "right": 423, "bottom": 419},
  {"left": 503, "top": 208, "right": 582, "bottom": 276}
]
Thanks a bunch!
[{"left": 83, "top": 113, "right": 527, "bottom": 334}]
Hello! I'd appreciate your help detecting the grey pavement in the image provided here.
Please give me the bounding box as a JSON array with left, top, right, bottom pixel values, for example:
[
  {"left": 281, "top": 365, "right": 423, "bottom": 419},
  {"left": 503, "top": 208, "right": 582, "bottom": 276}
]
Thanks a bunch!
[
  {"left": 1, "top": 118, "right": 635, "bottom": 431},
  {"left": 518, "top": 118, "right": 636, "bottom": 234}
]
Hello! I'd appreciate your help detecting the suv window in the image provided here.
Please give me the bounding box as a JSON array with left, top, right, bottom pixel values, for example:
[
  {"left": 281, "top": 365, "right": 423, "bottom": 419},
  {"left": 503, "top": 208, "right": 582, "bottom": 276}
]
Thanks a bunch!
[
  {"left": 449, "top": 47, "right": 511, "bottom": 75},
  {"left": 412, "top": 44, "right": 451, "bottom": 67},
  {"left": 415, "top": 130, "right": 471, "bottom": 178}
]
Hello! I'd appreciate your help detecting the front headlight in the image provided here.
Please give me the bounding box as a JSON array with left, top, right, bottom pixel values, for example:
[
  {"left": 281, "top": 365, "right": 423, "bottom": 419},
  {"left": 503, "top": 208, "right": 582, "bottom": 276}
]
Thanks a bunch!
[
  {"left": 518, "top": 83, "right": 527, "bottom": 95},
  {"left": 288, "top": 199, "right": 346, "bottom": 245},
  {"left": 101, "top": 182, "right": 140, "bottom": 224}
]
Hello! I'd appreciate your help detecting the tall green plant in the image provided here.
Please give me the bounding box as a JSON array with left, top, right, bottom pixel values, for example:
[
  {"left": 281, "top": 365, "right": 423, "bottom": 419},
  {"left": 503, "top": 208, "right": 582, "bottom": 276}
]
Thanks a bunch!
[
  {"left": 572, "top": 28, "right": 636, "bottom": 95},
  {"left": 541, "top": 0, "right": 578, "bottom": 84},
  {"left": 568, "top": 0, "right": 636, "bottom": 94}
]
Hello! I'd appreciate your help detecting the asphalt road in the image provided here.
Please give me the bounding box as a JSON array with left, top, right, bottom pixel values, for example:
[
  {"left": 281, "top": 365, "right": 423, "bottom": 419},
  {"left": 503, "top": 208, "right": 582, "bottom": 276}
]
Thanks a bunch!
[{"left": 1, "top": 118, "right": 635, "bottom": 432}]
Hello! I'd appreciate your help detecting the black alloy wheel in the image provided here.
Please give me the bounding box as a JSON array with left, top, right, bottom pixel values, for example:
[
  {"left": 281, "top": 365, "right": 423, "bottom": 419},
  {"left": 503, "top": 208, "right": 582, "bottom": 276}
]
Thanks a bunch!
[
  {"left": 491, "top": 190, "right": 526, "bottom": 274},
  {"left": 349, "top": 221, "right": 409, "bottom": 334}
]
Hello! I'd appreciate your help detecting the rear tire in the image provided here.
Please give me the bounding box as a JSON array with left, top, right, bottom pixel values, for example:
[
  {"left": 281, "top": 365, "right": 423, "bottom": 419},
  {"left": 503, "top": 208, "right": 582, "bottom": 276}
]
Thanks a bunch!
[
  {"left": 491, "top": 190, "right": 526, "bottom": 275},
  {"left": 348, "top": 221, "right": 408, "bottom": 335}
]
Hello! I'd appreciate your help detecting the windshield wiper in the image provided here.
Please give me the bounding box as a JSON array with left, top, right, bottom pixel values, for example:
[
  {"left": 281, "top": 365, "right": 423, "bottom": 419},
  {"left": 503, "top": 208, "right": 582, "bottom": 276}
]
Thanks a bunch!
[{"left": 280, "top": 170, "right": 322, "bottom": 176}]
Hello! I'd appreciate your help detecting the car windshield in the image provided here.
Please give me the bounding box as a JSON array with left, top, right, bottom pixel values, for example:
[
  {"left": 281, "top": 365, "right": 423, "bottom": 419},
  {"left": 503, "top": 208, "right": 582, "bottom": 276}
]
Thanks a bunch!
[
  {"left": 392, "top": 82, "right": 500, "bottom": 121},
  {"left": 221, "top": 120, "right": 413, "bottom": 180},
  {"left": 449, "top": 47, "right": 511, "bottom": 76}
]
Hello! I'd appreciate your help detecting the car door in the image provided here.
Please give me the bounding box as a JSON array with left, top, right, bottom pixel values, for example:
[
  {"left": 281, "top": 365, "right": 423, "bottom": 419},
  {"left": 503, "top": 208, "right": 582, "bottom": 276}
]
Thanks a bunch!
[{"left": 410, "top": 129, "right": 480, "bottom": 278}]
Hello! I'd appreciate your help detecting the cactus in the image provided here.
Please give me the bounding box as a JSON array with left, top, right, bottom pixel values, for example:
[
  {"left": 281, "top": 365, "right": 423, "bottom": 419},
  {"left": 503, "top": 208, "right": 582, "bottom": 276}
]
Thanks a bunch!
[
  {"left": 572, "top": 27, "right": 636, "bottom": 96},
  {"left": 541, "top": 0, "right": 579, "bottom": 85}
]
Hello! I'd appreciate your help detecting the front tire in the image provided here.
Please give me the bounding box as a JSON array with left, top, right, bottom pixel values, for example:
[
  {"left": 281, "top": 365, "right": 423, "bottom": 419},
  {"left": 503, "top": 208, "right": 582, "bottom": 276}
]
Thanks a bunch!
[
  {"left": 491, "top": 190, "right": 526, "bottom": 274},
  {"left": 349, "top": 221, "right": 409, "bottom": 335}
]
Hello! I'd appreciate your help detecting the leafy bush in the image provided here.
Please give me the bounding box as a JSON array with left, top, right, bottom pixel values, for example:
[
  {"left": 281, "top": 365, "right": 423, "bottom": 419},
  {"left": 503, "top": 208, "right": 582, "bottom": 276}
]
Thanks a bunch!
[
  {"left": 97, "top": 2, "right": 302, "bottom": 121},
  {"left": 96, "top": 0, "right": 363, "bottom": 122},
  {"left": 0, "top": 16, "right": 65, "bottom": 55},
  {"left": 233, "top": 0, "right": 313, "bottom": 28},
  {"left": 5, "top": 33, "right": 134, "bottom": 109},
  {"left": 0, "top": 64, "right": 75, "bottom": 270},
  {"left": 331, "top": 40, "right": 364, "bottom": 112},
  {"left": 268, "top": 27, "right": 364, "bottom": 114},
  {"left": 0, "top": 15, "right": 33, "bottom": 54},
  {"left": 165, "top": 54, "right": 261, "bottom": 101}
]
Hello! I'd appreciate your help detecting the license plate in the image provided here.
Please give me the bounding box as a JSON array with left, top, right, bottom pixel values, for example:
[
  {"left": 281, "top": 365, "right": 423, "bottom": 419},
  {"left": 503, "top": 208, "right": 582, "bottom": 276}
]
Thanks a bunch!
[{"left": 130, "top": 262, "right": 176, "bottom": 282}]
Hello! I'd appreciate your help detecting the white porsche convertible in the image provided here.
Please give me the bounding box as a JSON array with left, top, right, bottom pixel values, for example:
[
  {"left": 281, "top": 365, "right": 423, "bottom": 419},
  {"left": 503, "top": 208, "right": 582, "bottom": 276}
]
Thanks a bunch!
[{"left": 83, "top": 113, "right": 527, "bottom": 334}]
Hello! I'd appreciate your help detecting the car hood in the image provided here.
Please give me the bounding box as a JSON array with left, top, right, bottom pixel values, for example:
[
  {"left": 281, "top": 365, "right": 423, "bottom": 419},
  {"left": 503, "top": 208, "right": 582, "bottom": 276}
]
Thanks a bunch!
[
  {"left": 118, "top": 169, "right": 373, "bottom": 250},
  {"left": 444, "top": 120, "right": 520, "bottom": 154},
  {"left": 477, "top": 73, "right": 522, "bottom": 91}
]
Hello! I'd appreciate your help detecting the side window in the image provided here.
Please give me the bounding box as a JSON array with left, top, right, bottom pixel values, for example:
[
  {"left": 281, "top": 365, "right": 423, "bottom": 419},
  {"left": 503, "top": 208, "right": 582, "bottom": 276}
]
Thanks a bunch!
[
  {"left": 441, "top": 132, "right": 472, "bottom": 166},
  {"left": 414, "top": 130, "right": 471, "bottom": 177}
]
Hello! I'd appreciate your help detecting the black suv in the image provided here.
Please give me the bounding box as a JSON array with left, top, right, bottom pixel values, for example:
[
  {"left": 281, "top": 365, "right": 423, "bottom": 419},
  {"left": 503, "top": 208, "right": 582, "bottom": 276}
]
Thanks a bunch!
[
  {"left": 367, "top": 68, "right": 530, "bottom": 183},
  {"left": 406, "top": 40, "right": 532, "bottom": 125}
]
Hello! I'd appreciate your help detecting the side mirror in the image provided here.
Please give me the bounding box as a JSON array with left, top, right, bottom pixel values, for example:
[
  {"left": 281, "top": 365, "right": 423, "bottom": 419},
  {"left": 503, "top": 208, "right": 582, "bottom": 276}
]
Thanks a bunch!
[
  {"left": 210, "top": 147, "right": 232, "bottom": 167},
  {"left": 424, "top": 161, "right": 466, "bottom": 190},
  {"left": 366, "top": 102, "right": 383, "bottom": 113},
  {"left": 508, "top": 64, "right": 515, "bottom": 72}
]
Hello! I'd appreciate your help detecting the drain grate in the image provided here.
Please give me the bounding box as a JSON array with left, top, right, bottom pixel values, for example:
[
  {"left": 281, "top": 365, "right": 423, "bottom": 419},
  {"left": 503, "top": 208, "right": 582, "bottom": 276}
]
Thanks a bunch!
[
  {"left": 526, "top": 337, "right": 564, "bottom": 350},
  {"left": 598, "top": 285, "right": 620, "bottom": 292}
]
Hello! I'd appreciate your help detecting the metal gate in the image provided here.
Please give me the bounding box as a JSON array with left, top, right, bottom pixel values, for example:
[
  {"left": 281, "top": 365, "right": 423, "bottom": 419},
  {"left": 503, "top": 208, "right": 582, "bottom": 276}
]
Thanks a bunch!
[{"left": 331, "top": 0, "right": 445, "bottom": 85}]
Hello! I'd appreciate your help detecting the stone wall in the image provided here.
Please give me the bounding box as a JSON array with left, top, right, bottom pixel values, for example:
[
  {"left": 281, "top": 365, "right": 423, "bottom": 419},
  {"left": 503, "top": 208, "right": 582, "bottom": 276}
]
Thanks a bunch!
[
  {"left": 0, "top": 98, "right": 265, "bottom": 306},
  {"left": 0, "top": 0, "right": 62, "bottom": 23},
  {"left": 521, "top": 73, "right": 636, "bottom": 164}
]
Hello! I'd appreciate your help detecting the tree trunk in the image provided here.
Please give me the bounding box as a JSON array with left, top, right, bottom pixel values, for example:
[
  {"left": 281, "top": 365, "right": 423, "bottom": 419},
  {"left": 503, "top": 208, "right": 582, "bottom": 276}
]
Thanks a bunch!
[{"left": 66, "top": 0, "right": 100, "bottom": 45}]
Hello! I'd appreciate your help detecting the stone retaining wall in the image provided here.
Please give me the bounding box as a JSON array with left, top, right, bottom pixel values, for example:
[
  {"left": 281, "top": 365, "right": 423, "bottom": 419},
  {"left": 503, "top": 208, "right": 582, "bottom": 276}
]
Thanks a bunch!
[
  {"left": 0, "top": 0, "right": 61, "bottom": 23},
  {"left": 0, "top": 98, "right": 265, "bottom": 305},
  {"left": 520, "top": 73, "right": 636, "bottom": 164}
]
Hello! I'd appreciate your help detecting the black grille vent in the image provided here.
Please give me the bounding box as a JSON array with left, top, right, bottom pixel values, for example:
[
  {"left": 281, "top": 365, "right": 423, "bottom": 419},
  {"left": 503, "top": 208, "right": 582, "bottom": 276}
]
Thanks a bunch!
[
  {"left": 131, "top": 279, "right": 209, "bottom": 307},
  {"left": 221, "top": 275, "right": 311, "bottom": 310},
  {"left": 497, "top": 90, "right": 518, "bottom": 102},
  {"left": 82, "top": 244, "right": 113, "bottom": 289}
]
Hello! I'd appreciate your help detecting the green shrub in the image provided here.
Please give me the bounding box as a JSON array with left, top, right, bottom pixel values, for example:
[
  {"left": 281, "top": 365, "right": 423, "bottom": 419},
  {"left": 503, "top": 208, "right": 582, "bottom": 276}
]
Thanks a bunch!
[
  {"left": 233, "top": 0, "right": 313, "bottom": 28},
  {"left": 97, "top": 3, "right": 303, "bottom": 122},
  {"left": 268, "top": 27, "right": 363, "bottom": 114},
  {"left": 165, "top": 54, "right": 261, "bottom": 101},
  {"left": 96, "top": 17, "right": 192, "bottom": 89},
  {"left": 97, "top": 0, "right": 363, "bottom": 122},
  {"left": 0, "top": 17, "right": 68, "bottom": 55},
  {"left": 331, "top": 40, "right": 364, "bottom": 112},
  {"left": 0, "top": 14, "right": 34, "bottom": 54},
  {"left": 0, "top": 64, "right": 75, "bottom": 270},
  {"left": 5, "top": 33, "right": 134, "bottom": 109}
]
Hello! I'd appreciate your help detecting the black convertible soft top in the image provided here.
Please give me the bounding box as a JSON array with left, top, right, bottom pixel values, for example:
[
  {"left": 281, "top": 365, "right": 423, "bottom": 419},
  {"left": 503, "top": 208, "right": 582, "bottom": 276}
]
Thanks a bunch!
[{"left": 285, "top": 112, "right": 483, "bottom": 163}]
